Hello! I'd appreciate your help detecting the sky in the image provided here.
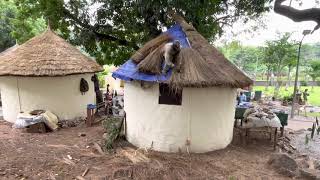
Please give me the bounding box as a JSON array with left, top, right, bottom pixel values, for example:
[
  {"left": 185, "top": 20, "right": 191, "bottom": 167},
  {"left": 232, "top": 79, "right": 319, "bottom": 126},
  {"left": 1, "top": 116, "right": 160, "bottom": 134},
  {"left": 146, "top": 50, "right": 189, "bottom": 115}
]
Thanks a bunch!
[{"left": 217, "top": 0, "right": 320, "bottom": 46}]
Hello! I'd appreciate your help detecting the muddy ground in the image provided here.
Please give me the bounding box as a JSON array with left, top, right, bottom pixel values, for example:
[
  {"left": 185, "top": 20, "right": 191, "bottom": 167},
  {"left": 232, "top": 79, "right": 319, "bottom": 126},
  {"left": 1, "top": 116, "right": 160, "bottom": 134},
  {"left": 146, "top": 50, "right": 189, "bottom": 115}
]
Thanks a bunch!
[{"left": 0, "top": 120, "right": 291, "bottom": 180}]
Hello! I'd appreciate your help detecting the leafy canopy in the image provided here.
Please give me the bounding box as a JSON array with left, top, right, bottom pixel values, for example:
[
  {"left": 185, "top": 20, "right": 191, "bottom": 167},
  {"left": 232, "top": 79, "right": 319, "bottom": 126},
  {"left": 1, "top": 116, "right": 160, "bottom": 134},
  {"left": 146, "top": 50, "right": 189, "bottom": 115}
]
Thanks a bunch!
[
  {"left": 263, "top": 33, "right": 297, "bottom": 75},
  {"left": 12, "top": 0, "right": 272, "bottom": 65},
  {"left": 0, "top": 0, "right": 16, "bottom": 52},
  {"left": 0, "top": 0, "right": 46, "bottom": 53},
  {"left": 308, "top": 60, "right": 320, "bottom": 81},
  {"left": 220, "top": 41, "right": 264, "bottom": 76}
]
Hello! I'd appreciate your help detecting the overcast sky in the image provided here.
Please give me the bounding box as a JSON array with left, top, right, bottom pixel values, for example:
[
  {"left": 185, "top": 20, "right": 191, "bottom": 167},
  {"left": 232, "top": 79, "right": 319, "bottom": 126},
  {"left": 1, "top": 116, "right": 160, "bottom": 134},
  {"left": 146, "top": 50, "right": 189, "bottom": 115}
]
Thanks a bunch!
[{"left": 217, "top": 1, "right": 320, "bottom": 46}]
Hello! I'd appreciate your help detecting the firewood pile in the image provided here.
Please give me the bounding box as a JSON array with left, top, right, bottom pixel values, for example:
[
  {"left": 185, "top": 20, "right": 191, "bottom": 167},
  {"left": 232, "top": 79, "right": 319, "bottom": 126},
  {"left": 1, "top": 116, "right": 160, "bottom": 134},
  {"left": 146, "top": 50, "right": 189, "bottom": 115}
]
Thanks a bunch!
[{"left": 277, "top": 136, "right": 297, "bottom": 154}]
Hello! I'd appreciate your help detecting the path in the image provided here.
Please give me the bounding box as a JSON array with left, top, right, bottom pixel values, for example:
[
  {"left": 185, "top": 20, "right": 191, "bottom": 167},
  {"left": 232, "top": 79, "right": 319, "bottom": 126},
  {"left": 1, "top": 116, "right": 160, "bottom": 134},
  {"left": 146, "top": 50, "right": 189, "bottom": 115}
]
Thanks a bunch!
[{"left": 287, "top": 116, "right": 317, "bottom": 131}]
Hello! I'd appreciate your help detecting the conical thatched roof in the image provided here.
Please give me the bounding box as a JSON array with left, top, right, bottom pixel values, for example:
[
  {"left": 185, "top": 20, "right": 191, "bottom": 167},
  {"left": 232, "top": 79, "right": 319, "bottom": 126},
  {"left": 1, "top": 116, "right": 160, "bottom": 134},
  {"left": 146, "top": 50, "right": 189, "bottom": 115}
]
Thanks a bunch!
[
  {"left": 0, "top": 29, "right": 103, "bottom": 76},
  {"left": 130, "top": 15, "right": 253, "bottom": 89},
  {"left": 0, "top": 44, "right": 18, "bottom": 56}
]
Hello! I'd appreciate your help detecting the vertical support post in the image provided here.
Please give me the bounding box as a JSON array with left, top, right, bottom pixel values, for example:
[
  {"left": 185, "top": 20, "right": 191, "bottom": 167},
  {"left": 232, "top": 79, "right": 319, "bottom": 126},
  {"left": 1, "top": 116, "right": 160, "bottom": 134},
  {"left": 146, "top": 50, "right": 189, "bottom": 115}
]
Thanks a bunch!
[
  {"left": 87, "top": 106, "right": 92, "bottom": 127},
  {"left": 274, "top": 128, "right": 278, "bottom": 150},
  {"left": 91, "top": 108, "right": 95, "bottom": 124},
  {"left": 280, "top": 126, "right": 284, "bottom": 137},
  {"left": 291, "top": 30, "right": 311, "bottom": 118},
  {"left": 86, "top": 104, "right": 96, "bottom": 127}
]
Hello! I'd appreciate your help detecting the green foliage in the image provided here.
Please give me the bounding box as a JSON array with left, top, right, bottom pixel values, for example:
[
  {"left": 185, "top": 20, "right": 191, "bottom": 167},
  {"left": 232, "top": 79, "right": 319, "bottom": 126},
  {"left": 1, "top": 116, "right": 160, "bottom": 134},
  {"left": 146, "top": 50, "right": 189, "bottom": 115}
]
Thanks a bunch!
[
  {"left": 300, "top": 80, "right": 308, "bottom": 86},
  {"left": 97, "top": 74, "right": 105, "bottom": 88},
  {"left": 102, "top": 117, "right": 123, "bottom": 151},
  {"left": 12, "top": 0, "right": 272, "bottom": 65},
  {"left": 220, "top": 41, "right": 265, "bottom": 77},
  {"left": 0, "top": 0, "right": 16, "bottom": 52},
  {"left": 308, "top": 60, "right": 320, "bottom": 81},
  {"left": 0, "top": 0, "right": 46, "bottom": 51},
  {"left": 253, "top": 86, "right": 320, "bottom": 106},
  {"left": 262, "top": 33, "right": 298, "bottom": 97},
  {"left": 263, "top": 33, "right": 297, "bottom": 75},
  {"left": 282, "top": 95, "right": 293, "bottom": 102}
]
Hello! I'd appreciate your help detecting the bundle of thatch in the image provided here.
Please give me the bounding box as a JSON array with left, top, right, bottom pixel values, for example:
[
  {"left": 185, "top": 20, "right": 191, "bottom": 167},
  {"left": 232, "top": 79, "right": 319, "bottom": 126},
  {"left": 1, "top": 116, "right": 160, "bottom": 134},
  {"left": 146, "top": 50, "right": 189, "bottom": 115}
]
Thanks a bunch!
[
  {"left": 0, "top": 29, "right": 103, "bottom": 76},
  {"left": 131, "top": 33, "right": 172, "bottom": 64},
  {"left": 168, "top": 48, "right": 219, "bottom": 89},
  {"left": 131, "top": 14, "right": 253, "bottom": 89},
  {"left": 137, "top": 45, "right": 164, "bottom": 74}
]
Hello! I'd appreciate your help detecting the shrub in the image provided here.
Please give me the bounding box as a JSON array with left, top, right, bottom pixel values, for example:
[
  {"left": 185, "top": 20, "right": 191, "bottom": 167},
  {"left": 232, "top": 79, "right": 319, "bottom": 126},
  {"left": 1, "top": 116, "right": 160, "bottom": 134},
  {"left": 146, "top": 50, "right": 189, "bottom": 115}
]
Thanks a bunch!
[
  {"left": 97, "top": 74, "right": 105, "bottom": 88},
  {"left": 282, "top": 95, "right": 293, "bottom": 102},
  {"left": 300, "top": 80, "right": 308, "bottom": 86}
]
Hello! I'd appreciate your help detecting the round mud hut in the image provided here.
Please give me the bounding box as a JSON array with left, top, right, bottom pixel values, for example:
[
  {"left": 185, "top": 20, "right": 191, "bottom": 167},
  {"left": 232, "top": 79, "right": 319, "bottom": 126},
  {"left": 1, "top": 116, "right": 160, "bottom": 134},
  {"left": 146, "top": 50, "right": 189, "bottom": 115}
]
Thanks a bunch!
[
  {"left": 112, "top": 16, "right": 253, "bottom": 153},
  {"left": 0, "top": 29, "right": 103, "bottom": 123}
]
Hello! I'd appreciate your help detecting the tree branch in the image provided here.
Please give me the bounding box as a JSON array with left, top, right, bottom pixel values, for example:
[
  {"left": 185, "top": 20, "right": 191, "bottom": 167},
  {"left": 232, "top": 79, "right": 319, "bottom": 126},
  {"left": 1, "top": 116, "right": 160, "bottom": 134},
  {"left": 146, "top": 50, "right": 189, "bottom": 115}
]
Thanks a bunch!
[
  {"left": 62, "top": 8, "right": 139, "bottom": 50},
  {"left": 213, "top": 15, "right": 231, "bottom": 24},
  {"left": 274, "top": 0, "right": 320, "bottom": 32}
]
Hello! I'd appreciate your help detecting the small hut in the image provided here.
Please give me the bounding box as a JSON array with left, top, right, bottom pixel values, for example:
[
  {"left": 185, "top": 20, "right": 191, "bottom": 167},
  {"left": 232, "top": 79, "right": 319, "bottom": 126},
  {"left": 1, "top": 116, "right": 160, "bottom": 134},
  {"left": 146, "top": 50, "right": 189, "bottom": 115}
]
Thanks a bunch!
[
  {"left": 0, "top": 29, "right": 103, "bottom": 123},
  {"left": 113, "top": 16, "right": 253, "bottom": 153}
]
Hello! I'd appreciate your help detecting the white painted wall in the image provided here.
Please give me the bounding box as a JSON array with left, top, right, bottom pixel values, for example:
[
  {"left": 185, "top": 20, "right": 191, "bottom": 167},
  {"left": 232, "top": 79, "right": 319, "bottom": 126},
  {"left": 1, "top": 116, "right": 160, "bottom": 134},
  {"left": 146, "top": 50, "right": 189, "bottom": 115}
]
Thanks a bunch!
[
  {"left": 0, "top": 74, "right": 95, "bottom": 123},
  {"left": 124, "top": 81, "right": 237, "bottom": 153}
]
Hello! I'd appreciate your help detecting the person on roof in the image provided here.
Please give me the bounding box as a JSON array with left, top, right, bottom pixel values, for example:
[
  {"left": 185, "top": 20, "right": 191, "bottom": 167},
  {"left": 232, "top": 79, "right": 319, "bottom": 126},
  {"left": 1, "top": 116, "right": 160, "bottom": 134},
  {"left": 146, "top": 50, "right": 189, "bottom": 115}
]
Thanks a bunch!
[{"left": 162, "top": 40, "right": 181, "bottom": 74}]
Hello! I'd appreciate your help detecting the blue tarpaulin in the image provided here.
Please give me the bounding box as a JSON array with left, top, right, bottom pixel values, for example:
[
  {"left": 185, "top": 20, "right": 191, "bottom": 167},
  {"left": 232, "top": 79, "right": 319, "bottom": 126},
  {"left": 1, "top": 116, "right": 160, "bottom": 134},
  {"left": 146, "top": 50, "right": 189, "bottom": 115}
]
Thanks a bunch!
[{"left": 112, "top": 24, "right": 190, "bottom": 82}]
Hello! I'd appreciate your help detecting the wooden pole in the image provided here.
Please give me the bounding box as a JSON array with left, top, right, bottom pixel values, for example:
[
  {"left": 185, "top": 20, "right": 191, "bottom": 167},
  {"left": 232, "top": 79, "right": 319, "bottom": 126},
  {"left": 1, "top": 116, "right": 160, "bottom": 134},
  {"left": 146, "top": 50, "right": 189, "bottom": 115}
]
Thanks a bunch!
[
  {"left": 87, "top": 107, "right": 92, "bottom": 127},
  {"left": 274, "top": 128, "right": 278, "bottom": 150}
]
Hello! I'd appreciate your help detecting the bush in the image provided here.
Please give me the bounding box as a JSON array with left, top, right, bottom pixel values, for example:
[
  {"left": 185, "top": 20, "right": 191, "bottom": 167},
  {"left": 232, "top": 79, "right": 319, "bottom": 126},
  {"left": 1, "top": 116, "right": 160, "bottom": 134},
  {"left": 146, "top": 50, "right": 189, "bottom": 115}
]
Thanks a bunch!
[
  {"left": 97, "top": 74, "right": 105, "bottom": 88},
  {"left": 300, "top": 80, "right": 308, "bottom": 86},
  {"left": 282, "top": 95, "right": 293, "bottom": 102},
  {"left": 102, "top": 117, "right": 123, "bottom": 151}
]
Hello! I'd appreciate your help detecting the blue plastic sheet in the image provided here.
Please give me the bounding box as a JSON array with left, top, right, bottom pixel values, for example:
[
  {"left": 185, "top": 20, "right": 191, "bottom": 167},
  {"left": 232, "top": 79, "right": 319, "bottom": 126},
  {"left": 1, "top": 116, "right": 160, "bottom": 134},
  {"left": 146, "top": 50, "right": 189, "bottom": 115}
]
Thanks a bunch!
[{"left": 112, "top": 24, "right": 190, "bottom": 82}]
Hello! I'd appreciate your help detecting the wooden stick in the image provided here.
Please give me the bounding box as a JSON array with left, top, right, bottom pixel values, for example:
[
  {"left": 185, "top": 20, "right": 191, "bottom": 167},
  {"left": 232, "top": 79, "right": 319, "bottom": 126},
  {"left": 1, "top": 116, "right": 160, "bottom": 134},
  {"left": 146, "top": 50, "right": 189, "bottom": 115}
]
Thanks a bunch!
[
  {"left": 274, "top": 128, "right": 278, "bottom": 150},
  {"left": 81, "top": 167, "right": 90, "bottom": 177},
  {"left": 76, "top": 176, "right": 86, "bottom": 180}
]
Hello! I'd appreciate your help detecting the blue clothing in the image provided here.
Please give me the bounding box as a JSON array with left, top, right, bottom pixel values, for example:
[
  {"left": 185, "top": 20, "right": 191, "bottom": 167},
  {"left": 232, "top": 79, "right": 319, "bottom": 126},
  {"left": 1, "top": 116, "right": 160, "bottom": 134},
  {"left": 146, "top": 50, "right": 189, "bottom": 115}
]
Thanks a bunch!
[{"left": 239, "top": 94, "right": 247, "bottom": 103}]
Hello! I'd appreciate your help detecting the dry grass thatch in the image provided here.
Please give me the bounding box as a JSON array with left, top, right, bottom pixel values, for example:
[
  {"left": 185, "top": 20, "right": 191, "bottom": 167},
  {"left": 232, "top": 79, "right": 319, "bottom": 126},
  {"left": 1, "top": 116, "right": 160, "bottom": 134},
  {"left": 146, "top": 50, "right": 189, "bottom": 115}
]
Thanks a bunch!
[
  {"left": 132, "top": 15, "right": 253, "bottom": 88},
  {"left": 137, "top": 45, "right": 164, "bottom": 74},
  {"left": 0, "top": 30, "right": 103, "bottom": 76},
  {"left": 131, "top": 33, "right": 172, "bottom": 63}
]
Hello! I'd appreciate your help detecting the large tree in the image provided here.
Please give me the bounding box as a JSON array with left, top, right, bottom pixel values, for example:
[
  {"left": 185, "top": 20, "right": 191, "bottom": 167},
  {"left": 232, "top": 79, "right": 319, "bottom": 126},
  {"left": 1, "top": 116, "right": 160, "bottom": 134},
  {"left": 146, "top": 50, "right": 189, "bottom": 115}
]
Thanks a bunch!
[
  {"left": 263, "top": 33, "right": 297, "bottom": 96},
  {"left": 12, "top": 0, "right": 272, "bottom": 65},
  {"left": 0, "top": 0, "right": 46, "bottom": 53},
  {"left": 221, "top": 41, "right": 264, "bottom": 78},
  {"left": 308, "top": 60, "right": 320, "bottom": 89},
  {"left": 0, "top": 0, "right": 16, "bottom": 52}
]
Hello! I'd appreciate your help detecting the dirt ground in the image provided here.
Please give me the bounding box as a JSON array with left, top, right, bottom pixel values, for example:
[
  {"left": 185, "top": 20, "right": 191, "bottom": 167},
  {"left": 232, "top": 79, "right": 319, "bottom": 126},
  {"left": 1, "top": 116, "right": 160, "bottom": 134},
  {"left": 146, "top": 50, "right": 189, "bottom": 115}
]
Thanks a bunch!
[{"left": 0, "top": 120, "right": 291, "bottom": 180}]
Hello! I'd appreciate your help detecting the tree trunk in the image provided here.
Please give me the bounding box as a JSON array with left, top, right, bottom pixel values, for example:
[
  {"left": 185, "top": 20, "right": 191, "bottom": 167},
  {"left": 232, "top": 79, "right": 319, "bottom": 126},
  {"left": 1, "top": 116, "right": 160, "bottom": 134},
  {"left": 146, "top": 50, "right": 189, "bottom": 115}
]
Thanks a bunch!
[
  {"left": 274, "top": 68, "right": 283, "bottom": 98},
  {"left": 312, "top": 78, "right": 315, "bottom": 91},
  {"left": 285, "top": 66, "right": 291, "bottom": 91},
  {"left": 265, "top": 69, "right": 271, "bottom": 90}
]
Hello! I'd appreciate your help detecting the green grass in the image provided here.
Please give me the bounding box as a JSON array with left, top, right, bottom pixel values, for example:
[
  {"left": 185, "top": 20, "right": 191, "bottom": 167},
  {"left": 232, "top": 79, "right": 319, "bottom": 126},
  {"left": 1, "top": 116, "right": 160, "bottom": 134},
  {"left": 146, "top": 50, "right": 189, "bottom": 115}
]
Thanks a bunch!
[
  {"left": 253, "top": 86, "right": 320, "bottom": 106},
  {"left": 306, "top": 112, "right": 320, "bottom": 117}
]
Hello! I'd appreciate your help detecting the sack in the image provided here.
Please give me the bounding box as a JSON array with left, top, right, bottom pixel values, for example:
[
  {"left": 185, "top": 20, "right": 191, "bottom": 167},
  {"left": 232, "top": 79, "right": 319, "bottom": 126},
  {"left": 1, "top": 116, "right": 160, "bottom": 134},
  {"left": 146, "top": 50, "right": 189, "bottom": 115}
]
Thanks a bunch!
[{"left": 80, "top": 78, "right": 89, "bottom": 94}]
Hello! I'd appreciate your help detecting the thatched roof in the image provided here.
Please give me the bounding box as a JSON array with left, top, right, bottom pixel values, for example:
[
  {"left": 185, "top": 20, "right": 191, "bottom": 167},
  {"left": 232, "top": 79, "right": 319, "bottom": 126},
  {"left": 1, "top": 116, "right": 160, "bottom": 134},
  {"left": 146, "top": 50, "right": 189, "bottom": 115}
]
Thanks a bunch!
[
  {"left": 0, "top": 29, "right": 103, "bottom": 76},
  {"left": 0, "top": 44, "right": 18, "bottom": 56},
  {"left": 130, "top": 16, "right": 253, "bottom": 88}
]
